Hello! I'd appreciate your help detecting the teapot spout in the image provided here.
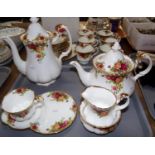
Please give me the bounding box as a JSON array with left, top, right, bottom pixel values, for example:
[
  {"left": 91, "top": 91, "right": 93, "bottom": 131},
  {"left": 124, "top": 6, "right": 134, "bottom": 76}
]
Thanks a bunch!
[
  {"left": 70, "top": 61, "right": 92, "bottom": 86},
  {"left": 4, "top": 37, "right": 26, "bottom": 75}
]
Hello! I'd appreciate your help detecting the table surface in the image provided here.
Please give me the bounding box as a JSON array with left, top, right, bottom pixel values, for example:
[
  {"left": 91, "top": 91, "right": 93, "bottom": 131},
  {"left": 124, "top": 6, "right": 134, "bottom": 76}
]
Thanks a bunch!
[{"left": 0, "top": 30, "right": 155, "bottom": 136}]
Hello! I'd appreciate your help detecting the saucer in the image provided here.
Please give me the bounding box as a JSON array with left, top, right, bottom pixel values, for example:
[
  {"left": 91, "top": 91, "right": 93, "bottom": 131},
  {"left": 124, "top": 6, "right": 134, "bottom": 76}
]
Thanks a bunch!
[
  {"left": 81, "top": 118, "right": 118, "bottom": 134},
  {"left": 1, "top": 106, "right": 42, "bottom": 130},
  {"left": 80, "top": 100, "right": 121, "bottom": 129},
  {"left": 30, "top": 91, "right": 77, "bottom": 134}
]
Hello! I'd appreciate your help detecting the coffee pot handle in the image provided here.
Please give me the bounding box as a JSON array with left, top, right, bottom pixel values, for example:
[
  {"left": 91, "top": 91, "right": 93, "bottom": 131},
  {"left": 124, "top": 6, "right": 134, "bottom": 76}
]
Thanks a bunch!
[
  {"left": 133, "top": 52, "right": 152, "bottom": 81},
  {"left": 55, "top": 24, "right": 72, "bottom": 63},
  {"left": 116, "top": 94, "right": 130, "bottom": 111}
]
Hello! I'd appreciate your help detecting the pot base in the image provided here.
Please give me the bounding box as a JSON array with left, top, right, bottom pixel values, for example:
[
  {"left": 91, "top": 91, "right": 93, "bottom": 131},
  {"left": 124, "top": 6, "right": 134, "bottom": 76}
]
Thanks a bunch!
[{"left": 37, "top": 80, "right": 56, "bottom": 86}]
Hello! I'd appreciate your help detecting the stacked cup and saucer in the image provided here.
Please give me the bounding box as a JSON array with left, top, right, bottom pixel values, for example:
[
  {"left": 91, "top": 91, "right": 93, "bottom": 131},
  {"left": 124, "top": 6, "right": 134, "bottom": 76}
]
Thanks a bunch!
[
  {"left": 80, "top": 86, "right": 130, "bottom": 134},
  {"left": 1, "top": 88, "right": 43, "bottom": 129},
  {"left": 76, "top": 29, "right": 98, "bottom": 64}
]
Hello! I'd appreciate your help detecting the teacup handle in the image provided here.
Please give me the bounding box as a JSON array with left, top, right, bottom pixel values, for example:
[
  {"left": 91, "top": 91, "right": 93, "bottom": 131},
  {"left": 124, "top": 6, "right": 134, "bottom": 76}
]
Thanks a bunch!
[
  {"left": 133, "top": 52, "right": 152, "bottom": 81},
  {"left": 14, "top": 96, "right": 43, "bottom": 122},
  {"left": 115, "top": 94, "right": 130, "bottom": 111}
]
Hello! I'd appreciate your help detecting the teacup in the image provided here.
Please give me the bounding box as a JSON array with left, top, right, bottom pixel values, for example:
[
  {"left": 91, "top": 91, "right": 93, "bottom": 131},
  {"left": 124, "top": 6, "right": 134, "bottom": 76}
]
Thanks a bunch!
[
  {"left": 1, "top": 88, "right": 43, "bottom": 122},
  {"left": 76, "top": 44, "right": 95, "bottom": 64},
  {"left": 78, "top": 29, "right": 94, "bottom": 37},
  {"left": 97, "top": 30, "right": 114, "bottom": 42},
  {"left": 82, "top": 86, "right": 129, "bottom": 115}
]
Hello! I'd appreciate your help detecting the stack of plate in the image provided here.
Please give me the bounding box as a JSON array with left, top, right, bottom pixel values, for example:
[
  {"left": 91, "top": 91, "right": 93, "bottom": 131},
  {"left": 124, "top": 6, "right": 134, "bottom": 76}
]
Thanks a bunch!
[{"left": 0, "top": 40, "right": 12, "bottom": 66}]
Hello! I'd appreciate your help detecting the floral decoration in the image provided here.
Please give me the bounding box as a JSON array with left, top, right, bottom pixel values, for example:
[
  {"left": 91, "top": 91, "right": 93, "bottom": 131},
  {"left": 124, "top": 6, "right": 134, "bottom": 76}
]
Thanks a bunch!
[
  {"left": 95, "top": 62, "right": 104, "bottom": 73},
  {"left": 7, "top": 114, "right": 16, "bottom": 126},
  {"left": 105, "top": 75, "right": 125, "bottom": 94},
  {"left": 13, "top": 88, "right": 29, "bottom": 96},
  {"left": 30, "top": 122, "right": 39, "bottom": 131},
  {"left": 78, "top": 53, "right": 90, "bottom": 59},
  {"left": 70, "top": 104, "right": 78, "bottom": 113},
  {"left": 110, "top": 60, "right": 132, "bottom": 75},
  {"left": 47, "top": 118, "right": 73, "bottom": 133},
  {"left": 48, "top": 91, "right": 69, "bottom": 102},
  {"left": 22, "top": 34, "right": 49, "bottom": 61}
]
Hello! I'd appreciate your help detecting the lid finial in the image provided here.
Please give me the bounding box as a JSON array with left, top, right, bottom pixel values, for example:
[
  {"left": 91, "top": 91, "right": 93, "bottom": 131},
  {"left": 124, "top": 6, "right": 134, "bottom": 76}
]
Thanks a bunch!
[{"left": 30, "top": 17, "right": 39, "bottom": 23}]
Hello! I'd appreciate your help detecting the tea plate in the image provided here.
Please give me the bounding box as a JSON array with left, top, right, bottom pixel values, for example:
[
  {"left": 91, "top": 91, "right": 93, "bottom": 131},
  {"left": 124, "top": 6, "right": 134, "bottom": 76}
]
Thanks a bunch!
[
  {"left": 80, "top": 100, "right": 121, "bottom": 129},
  {"left": 1, "top": 106, "right": 42, "bottom": 130},
  {"left": 30, "top": 91, "right": 77, "bottom": 134}
]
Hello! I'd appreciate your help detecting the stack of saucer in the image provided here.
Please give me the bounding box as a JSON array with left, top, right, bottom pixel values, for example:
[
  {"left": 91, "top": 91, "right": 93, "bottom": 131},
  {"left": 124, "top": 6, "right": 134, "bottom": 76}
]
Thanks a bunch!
[
  {"left": 80, "top": 86, "right": 129, "bottom": 134},
  {"left": 1, "top": 88, "right": 43, "bottom": 129},
  {"left": 0, "top": 40, "right": 12, "bottom": 65}
]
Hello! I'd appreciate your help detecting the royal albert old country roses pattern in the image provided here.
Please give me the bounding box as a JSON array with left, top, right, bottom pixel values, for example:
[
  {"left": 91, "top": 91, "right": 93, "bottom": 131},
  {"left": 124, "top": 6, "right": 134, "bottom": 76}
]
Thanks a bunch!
[
  {"left": 30, "top": 91, "right": 77, "bottom": 134},
  {"left": 22, "top": 34, "right": 49, "bottom": 61}
]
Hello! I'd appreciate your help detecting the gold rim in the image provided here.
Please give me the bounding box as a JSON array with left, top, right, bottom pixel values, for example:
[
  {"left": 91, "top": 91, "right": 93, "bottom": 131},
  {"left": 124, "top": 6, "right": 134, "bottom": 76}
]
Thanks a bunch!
[
  {"left": 82, "top": 86, "right": 117, "bottom": 111},
  {"left": 80, "top": 99, "right": 121, "bottom": 129},
  {"left": 93, "top": 54, "right": 135, "bottom": 76},
  {"left": 30, "top": 91, "right": 78, "bottom": 135}
]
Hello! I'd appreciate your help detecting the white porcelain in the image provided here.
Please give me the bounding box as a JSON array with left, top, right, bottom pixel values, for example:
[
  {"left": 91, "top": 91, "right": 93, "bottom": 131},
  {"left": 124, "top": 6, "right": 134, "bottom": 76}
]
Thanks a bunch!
[
  {"left": 97, "top": 30, "right": 113, "bottom": 37},
  {"left": 76, "top": 44, "right": 94, "bottom": 54},
  {"left": 0, "top": 27, "right": 25, "bottom": 38},
  {"left": 81, "top": 118, "right": 118, "bottom": 134},
  {"left": 70, "top": 42, "right": 152, "bottom": 97},
  {"left": 80, "top": 100, "right": 121, "bottom": 129},
  {"left": 1, "top": 106, "right": 42, "bottom": 130},
  {"left": 79, "top": 29, "right": 94, "bottom": 36},
  {"left": 2, "top": 88, "right": 35, "bottom": 113},
  {"left": 82, "top": 86, "right": 129, "bottom": 113},
  {"left": 78, "top": 36, "right": 95, "bottom": 44},
  {"left": 1, "top": 17, "right": 72, "bottom": 86},
  {"left": 104, "top": 37, "right": 118, "bottom": 46},
  {"left": 99, "top": 44, "right": 111, "bottom": 53},
  {"left": 30, "top": 91, "right": 77, "bottom": 134},
  {"left": 9, "top": 96, "right": 43, "bottom": 122},
  {"left": 76, "top": 44, "right": 95, "bottom": 65}
]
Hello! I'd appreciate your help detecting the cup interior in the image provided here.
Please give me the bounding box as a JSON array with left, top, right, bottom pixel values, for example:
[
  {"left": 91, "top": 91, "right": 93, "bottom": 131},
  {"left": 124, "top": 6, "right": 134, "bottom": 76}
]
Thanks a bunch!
[{"left": 82, "top": 87, "right": 116, "bottom": 110}]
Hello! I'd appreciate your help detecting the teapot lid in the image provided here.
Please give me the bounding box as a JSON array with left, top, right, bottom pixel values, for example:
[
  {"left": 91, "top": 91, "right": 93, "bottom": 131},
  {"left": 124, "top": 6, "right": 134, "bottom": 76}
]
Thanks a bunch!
[
  {"left": 27, "top": 17, "right": 49, "bottom": 40},
  {"left": 93, "top": 42, "right": 134, "bottom": 75}
]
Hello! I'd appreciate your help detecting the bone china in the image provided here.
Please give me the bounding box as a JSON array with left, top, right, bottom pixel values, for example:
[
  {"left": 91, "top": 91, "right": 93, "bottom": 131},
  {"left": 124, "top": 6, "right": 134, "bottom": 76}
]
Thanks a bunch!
[
  {"left": 1, "top": 88, "right": 42, "bottom": 122},
  {"left": 82, "top": 86, "right": 129, "bottom": 113},
  {"left": 30, "top": 91, "right": 77, "bottom": 134},
  {"left": 70, "top": 42, "right": 152, "bottom": 97},
  {"left": 0, "top": 17, "right": 72, "bottom": 86}
]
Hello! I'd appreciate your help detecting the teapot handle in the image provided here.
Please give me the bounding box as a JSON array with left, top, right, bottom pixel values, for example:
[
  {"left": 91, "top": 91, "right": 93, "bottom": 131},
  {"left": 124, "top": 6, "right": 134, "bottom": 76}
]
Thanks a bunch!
[
  {"left": 133, "top": 52, "right": 152, "bottom": 81},
  {"left": 115, "top": 94, "right": 130, "bottom": 111},
  {"left": 55, "top": 25, "right": 72, "bottom": 63}
]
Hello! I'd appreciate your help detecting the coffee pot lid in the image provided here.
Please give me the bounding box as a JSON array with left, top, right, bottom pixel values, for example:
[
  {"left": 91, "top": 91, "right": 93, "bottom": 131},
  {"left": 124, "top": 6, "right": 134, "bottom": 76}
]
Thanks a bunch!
[{"left": 27, "top": 17, "right": 49, "bottom": 40}]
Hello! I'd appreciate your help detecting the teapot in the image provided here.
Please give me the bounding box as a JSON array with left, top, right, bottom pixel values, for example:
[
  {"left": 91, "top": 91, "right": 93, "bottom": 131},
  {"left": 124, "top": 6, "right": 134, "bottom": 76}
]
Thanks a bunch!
[
  {"left": 70, "top": 42, "right": 152, "bottom": 98},
  {"left": 1, "top": 17, "right": 72, "bottom": 86}
]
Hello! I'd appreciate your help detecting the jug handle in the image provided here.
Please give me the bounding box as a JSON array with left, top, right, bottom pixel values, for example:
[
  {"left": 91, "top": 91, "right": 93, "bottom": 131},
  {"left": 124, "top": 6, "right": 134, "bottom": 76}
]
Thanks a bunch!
[
  {"left": 133, "top": 52, "right": 152, "bottom": 81},
  {"left": 115, "top": 93, "right": 130, "bottom": 111},
  {"left": 56, "top": 25, "right": 72, "bottom": 63}
]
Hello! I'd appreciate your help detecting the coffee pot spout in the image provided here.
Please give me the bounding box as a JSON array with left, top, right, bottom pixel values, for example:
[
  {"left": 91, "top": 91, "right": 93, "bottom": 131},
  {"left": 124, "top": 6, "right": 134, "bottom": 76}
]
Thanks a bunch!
[{"left": 4, "top": 37, "right": 26, "bottom": 74}]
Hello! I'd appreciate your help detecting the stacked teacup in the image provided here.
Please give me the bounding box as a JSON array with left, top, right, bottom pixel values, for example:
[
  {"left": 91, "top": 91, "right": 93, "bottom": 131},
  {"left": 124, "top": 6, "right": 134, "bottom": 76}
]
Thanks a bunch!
[
  {"left": 1, "top": 88, "right": 43, "bottom": 129},
  {"left": 76, "top": 29, "right": 97, "bottom": 64},
  {"left": 80, "top": 86, "right": 129, "bottom": 134},
  {"left": 97, "top": 29, "right": 121, "bottom": 54}
]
